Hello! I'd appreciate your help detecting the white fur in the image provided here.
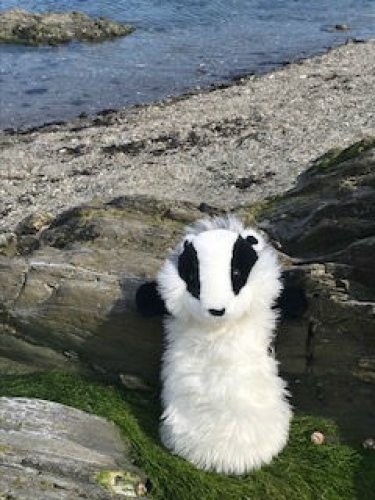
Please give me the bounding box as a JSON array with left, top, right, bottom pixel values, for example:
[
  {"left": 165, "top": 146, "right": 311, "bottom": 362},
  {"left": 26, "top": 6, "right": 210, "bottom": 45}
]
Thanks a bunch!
[{"left": 157, "top": 216, "right": 292, "bottom": 474}]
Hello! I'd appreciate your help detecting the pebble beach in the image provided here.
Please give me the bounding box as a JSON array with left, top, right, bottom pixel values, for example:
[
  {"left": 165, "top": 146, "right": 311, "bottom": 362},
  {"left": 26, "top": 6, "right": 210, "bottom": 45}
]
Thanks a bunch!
[{"left": 1, "top": 39, "right": 374, "bottom": 231}]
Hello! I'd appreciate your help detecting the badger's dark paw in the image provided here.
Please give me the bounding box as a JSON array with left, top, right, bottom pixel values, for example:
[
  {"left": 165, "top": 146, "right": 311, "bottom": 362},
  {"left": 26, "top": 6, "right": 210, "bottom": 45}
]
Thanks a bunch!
[
  {"left": 136, "top": 281, "right": 168, "bottom": 317},
  {"left": 277, "top": 284, "right": 308, "bottom": 320}
]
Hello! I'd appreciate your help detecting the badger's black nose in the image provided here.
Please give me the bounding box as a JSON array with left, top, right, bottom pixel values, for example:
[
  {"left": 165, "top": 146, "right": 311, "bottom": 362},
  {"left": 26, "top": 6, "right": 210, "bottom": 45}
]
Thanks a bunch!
[{"left": 209, "top": 308, "right": 225, "bottom": 317}]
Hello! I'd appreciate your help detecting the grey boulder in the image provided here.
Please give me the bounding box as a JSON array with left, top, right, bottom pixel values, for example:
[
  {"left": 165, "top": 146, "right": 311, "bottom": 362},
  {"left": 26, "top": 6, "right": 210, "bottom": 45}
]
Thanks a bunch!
[{"left": 0, "top": 397, "right": 148, "bottom": 499}]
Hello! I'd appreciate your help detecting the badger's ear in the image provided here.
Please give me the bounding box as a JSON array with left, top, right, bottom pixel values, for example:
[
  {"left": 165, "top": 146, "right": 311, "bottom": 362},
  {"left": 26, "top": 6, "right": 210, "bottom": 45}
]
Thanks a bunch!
[
  {"left": 245, "top": 235, "right": 258, "bottom": 246},
  {"left": 180, "top": 235, "right": 194, "bottom": 251},
  {"left": 136, "top": 281, "right": 168, "bottom": 317},
  {"left": 240, "top": 229, "right": 264, "bottom": 251}
]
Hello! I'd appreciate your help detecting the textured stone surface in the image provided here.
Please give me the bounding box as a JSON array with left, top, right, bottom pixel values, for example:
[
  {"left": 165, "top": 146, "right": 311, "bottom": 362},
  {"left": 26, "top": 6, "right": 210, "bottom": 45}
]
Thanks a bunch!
[
  {"left": 0, "top": 9, "right": 134, "bottom": 46},
  {"left": 0, "top": 397, "right": 148, "bottom": 499},
  {"left": 256, "top": 139, "right": 375, "bottom": 440},
  {"left": 0, "top": 197, "right": 206, "bottom": 382}
]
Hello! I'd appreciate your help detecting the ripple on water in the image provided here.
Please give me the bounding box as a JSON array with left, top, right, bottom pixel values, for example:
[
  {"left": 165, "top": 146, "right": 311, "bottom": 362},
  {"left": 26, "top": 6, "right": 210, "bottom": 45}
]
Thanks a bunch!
[{"left": 1, "top": 0, "right": 375, "bottom": 129}]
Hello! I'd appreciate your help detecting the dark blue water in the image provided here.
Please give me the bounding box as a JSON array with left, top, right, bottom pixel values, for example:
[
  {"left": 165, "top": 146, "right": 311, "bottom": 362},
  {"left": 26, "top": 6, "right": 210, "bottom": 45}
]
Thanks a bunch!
[{"left": 1, "top": 0, "right": 374, "bottom": 129}]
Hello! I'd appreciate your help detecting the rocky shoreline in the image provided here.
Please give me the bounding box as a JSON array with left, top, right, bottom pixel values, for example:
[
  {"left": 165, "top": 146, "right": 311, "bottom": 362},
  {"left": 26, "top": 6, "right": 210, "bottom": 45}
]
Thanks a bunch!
[
  {"left": 1, "top": 39, "right": 374, "bottom": 232},
  {"left": 0, "top": 40, "right": 374, "bottom": 496}
]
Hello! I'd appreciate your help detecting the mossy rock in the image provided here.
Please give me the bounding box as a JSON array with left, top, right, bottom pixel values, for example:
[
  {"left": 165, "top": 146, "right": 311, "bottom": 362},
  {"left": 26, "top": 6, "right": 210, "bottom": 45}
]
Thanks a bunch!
[
  {"left": 95, "top": 470, "right": 148, "bottom": 498},
  {"left": 0, "top": 8, "right": 134, "bottom": 46},
  {"left": 253, "top": 137, "right": 375, "bottom": 258},
  {"left": 307, "top": 138, "right": 375, "bottom": 174}
]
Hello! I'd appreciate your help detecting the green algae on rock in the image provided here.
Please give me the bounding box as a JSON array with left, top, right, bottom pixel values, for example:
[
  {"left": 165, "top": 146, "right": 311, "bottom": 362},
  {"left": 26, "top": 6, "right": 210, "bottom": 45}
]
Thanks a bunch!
[
  {"left": 305, "top": 137, "right": 375, "bottom": 175},
  {"left": 95, "top": 470, "right": 148, "bottom": 498},
  {"left": 0, "top": 8, "right": 134, "bottom": 46},
  {"left": 258, "top": 137, "right": 375, "bottom": 258}
]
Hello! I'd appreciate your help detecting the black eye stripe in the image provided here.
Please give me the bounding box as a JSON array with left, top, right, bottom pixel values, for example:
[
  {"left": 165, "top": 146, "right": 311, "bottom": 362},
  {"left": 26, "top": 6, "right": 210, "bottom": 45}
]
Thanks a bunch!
[
  {"left": 231, "top": 236, "right": 258, "bottom": 295},
  {"left": 178, "top": 241, "right": 200, "bottom": 299},
  {"left": 178, "top": 235, "right": 258, "bottom": 299}
]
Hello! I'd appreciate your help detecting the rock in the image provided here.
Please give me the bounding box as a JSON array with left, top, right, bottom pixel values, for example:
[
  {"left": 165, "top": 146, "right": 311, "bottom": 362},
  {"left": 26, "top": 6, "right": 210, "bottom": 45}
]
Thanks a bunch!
[
  {"left": 310, "top": 431, "right": 325, "bottom": 445},
  {"left": 0, "top": 397, "right": 149, "bottom": 499},
  {"left": 253, "top": 138, "right": 375, "bottom": 441},
  {"left": 0, "top": 197, "right": 204, "bottom": 382},
  {"left": 325, "top": 24, "right": 351, "bottom": 32},
  {"left": 0, "top": 9, "right": 134, "bottom": 46},
  {"left": 0, "top": 232, "right": 17, "bottom": 257},
  {"left": 362, "top": 438, "right": 375, "bottom": 450},
  {"left": 16, "top": 212, "right": 53, "bottom": 236},
  {"left": 259, "top": 138, "right": 375, "bottom": 262},
  {"left": 355, "top": 357, "right": 375, "bottom": 383}
]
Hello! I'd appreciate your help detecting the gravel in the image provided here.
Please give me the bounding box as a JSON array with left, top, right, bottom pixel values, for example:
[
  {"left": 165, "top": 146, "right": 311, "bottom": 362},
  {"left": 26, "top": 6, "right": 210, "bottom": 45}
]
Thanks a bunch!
[{"left": 0, "top": 39, "right": 374, "bottom": 231}]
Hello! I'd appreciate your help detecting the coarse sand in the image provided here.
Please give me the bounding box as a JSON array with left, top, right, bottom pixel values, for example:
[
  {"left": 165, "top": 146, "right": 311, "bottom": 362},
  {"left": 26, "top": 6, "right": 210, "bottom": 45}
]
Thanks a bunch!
[{"left": 1, "top": 39, "right": 374, "bottom": 231}]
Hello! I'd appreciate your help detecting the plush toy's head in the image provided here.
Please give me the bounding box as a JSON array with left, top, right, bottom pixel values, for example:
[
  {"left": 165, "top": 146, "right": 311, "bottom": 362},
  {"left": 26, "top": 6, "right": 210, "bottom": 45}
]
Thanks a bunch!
[{"left": 157, "top": 216, "right": 281, "bottom": 325}]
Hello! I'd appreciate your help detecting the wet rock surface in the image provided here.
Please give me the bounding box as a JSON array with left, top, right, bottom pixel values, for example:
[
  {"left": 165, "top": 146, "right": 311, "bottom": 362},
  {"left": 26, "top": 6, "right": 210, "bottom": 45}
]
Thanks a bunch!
[
  {"left": 0, "top": 9, "right": 134, "bottom": 46},
  {"left": 0, "top": 397, "right": 148, "bottom": 499}
]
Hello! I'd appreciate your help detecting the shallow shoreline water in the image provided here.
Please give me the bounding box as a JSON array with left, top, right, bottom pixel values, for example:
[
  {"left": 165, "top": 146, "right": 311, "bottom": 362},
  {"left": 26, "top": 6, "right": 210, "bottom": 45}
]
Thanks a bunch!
[
  {"left": 1, "top": 0, "right": 375, "bottom": 130},
  {"left": 0, "top": 37, "right": 365, "bottom": 135},
  {"left": 1, "top": 39, "right": 374, "bottom": 232},
  {"left": 0, "top": 36, "right": 369, "bottom": 131}
]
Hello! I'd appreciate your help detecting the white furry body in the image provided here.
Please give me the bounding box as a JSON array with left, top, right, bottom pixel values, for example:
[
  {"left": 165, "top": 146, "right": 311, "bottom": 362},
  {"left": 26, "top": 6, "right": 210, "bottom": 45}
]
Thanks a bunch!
[{"left": 158, "top": 217, "right": 292, "bottom": 474}]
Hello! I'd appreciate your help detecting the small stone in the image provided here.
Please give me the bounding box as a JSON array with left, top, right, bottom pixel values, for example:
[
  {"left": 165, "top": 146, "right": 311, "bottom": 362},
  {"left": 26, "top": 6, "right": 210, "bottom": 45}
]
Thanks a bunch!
[
  {"left": 136, "top": 481, "right": 148, "bottom": 497},
  {"left": 119, "top": 374, "right": 150, "bottom": 392},
  {"left": 362, "top": 438, "right": 375, "bottom": 450},
  {"left": 324, "top": 24, "right": 351, "bottom": 32},
  {"left": 96, "top": 470, "right": 147, "bottom": 497},
  {"left": 0, "top": 232, "right": 17, "bottom": 256},
  {"left": 311, "top": 431, "right": 325, "bottom": 445},
  {"left": 16, "top": 212, "right": 53, "bottom": 235},
  {"left": 335, "top": 24, "right": 350, "bottom": 31},
  {"left": 0, "top": 232, "right": 16, "bottom": 248}
]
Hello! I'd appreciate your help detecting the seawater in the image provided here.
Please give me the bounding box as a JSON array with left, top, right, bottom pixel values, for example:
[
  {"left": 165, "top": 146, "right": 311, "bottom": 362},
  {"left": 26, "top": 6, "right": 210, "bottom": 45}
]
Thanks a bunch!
[{"left": 1, "top": 0, "right": 374, "bottom": 129}]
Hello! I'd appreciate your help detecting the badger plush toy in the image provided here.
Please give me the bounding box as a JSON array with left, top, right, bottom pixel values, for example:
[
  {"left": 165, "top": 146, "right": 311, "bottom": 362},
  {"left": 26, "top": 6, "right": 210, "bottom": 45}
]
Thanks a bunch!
[{"left": 137, "top": 216, "right": 292, "bottom": 475}]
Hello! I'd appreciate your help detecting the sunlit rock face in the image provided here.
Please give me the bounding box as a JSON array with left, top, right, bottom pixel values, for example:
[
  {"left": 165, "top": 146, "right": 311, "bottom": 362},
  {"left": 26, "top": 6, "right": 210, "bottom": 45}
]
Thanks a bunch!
[{"left": 0, "top": 397, "right": 148, "bottom": 499}]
